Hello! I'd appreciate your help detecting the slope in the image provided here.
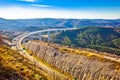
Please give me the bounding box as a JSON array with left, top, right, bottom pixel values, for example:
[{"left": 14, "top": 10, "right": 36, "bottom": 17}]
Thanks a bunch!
[{"left": 54, "top": 27, "right": 120, "bottom": 55}]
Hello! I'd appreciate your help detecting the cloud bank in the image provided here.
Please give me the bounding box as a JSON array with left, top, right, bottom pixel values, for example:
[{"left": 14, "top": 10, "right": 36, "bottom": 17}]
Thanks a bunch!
[
  {"left": 21, "top": 0, "right": 37, "bottom": 2},
  {"left": 0, "top": 7, "right": 120, "bottom": 19},
  {"left": 31, "top": 4, "right": 52, "bottom": 8}
]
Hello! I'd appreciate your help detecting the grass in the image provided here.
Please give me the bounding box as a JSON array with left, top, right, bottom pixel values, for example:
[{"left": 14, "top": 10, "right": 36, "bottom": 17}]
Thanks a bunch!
[
  {"left": 32, "top": 40, "right": 120, "bottom": 64},
  {"left": 0, "top": 45, "right": 48, "bottom": 80},
  {"left": 24, "top": 41, "right": 120, "bottom": 80},
  {"left": 25, "top": 47, "right": 73, "bottom": 80}
]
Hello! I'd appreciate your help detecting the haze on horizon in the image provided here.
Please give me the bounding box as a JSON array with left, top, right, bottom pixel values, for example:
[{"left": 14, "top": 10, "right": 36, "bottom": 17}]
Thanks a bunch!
[{"left": 0, "top": 0, "right": 120, "bottom": 19}]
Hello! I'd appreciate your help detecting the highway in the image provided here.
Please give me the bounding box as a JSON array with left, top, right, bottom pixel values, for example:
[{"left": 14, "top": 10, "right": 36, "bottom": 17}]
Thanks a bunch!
[
  {"left": 11, "top": 28, "right": 78, "bottom": 80},
  {"left": 11, "top": 28, "right": 120, "bottom": 80}
]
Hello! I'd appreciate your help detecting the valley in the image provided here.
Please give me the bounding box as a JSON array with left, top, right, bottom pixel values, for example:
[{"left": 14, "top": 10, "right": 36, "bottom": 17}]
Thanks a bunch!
[
  {"left": 1, "top": 19, "right": 120, "bottom": 80},
  {"left": 0, "top": 0, "right": 120, "bottom": 79}
]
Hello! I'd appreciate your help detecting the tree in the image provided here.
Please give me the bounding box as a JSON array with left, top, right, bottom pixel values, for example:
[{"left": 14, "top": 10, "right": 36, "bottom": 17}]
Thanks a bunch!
[
  {"left": 0, "top": 34, "right": 2, "bottom": 45},
  {"left": 62, "top": 36, "right": 71, "bottom": 46}
]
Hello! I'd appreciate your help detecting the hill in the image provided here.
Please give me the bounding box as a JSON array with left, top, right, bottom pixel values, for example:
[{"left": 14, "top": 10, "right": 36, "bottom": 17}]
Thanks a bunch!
[
  {"left": 54, "top": 27, "right": 120, "bottom": 55},
  {"left": 24, "top": 41, "right": 120, "bottom": 80},
  {"left": 0, "top": 35, "right": 47, "bottom": 80},
  {"left": 0, "top": 18, "right": 120, "bottom": 31},
  {"left": 0, "top": 46, "right": 49, "bottom": 80}
]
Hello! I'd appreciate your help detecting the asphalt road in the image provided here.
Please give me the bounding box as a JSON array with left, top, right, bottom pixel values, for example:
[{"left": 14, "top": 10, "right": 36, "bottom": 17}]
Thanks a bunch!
[
  {"left": 12, "top": 28, "right": 120, "bottom": 80},
  {"left": 11, "top": 28, "right": 78, "bottom": 80}
]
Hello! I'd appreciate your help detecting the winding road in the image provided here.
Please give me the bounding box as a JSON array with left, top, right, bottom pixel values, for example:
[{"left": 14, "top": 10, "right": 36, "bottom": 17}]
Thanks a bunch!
[
  {"left": 11, "top": 28, "right": 120, "bottom": 80},
  {"left": 11, "top": 28, "right": 78, "bottom": 80}
]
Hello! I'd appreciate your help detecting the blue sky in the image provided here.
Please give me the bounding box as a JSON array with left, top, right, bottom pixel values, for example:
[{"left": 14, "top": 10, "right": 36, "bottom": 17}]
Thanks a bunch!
[{"left": 0, "top": 0, "right": 120, "bottom": 19}]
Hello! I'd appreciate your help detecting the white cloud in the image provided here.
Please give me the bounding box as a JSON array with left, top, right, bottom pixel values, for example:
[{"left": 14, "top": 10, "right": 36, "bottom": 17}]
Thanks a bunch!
[
  {"left": 0, "top": 7, "right": 120, "bottom": 19},
  {"left": 21, "top": 0, "right": 36, "bottom": 2},
  {"left": 31, "top": 4, "right": 52, "bottom": 8}
]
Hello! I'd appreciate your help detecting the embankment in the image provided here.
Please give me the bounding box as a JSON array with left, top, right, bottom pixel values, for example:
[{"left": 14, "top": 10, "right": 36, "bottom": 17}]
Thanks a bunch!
[{"left": 24, "top": 41, "right": 120, "bottom": 80}]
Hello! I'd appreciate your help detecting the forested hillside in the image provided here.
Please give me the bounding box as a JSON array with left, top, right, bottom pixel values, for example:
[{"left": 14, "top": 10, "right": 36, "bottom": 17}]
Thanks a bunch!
[
  {"left": 0, "top": 18, "right": 120, "bottom": 31},
  {"left": 54, "top": 27, "right": 120, "bottom": 55}
]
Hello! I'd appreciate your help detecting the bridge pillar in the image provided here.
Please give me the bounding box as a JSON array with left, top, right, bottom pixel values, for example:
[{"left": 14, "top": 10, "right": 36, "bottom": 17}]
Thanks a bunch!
[
  {"left": 30, "top": 36, "right": 34, "bottom": 40},
  {"left": 59, "top": 30, "right": 62, "bottom": 33},
  {"left": 47, "top": 31, "right": 51, "bottom": 42},
  {"left": 22, "top": 38, "right": 27, "bottom": 43},
  {"left": 38, "top": 33, "right": 42, "bottom": 41},
  {"left": 55, "top": 30, "right": 58, "bottom": 34},
  {"left": 63, "top": 30, "right": 66, "bottom": 32}
]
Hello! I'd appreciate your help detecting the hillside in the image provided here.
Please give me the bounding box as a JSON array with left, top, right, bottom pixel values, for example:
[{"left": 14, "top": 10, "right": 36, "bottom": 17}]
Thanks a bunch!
[
  {"left": 0, "top": 45, "right": 49, "bottom": 80},
  {"left": 0, "top": 35, "right": 48, "bottom": 80},
  {"left": 54, "top": 27, "right": 120, "bottom": 55},
  {"left": 24, "top": 41, "right": 120, "bottom": 80},
  {"left": 0, "top": 18, "right": 120, "bottom": 31}
]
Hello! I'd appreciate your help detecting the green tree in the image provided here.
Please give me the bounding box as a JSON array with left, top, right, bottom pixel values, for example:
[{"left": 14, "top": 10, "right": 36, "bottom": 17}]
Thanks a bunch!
[{"left": 62, "top": 36, "right": 71, "bottom": 46}]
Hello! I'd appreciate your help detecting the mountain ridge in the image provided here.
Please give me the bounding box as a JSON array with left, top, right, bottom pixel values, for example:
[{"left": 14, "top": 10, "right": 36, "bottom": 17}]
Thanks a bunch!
[
  {"left": 0, "top": 18, "right": 120, "bottom": 31},
  {"left": 53, "top": 27, "right": 120, "bottom": 55}
]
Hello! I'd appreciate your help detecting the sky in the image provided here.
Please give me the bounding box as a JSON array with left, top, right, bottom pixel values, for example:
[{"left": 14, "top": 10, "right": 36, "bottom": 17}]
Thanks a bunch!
[{"left": 0, "top": 0, "right": 120, "bottom": 19}]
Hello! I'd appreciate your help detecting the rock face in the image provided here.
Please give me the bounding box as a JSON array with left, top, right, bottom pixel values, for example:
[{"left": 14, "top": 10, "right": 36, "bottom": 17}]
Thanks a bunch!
[{"left": 24, "top": 41, "right": 120, "bottom": 80}]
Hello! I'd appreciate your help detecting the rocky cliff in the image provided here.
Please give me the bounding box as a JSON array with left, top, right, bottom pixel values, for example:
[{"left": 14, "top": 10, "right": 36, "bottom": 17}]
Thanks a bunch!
[{"left": 24, "top": 41, "right": 120, "bottom": 80}]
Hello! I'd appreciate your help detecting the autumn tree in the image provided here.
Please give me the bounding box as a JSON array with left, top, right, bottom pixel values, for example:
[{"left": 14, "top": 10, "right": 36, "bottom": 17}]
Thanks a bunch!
[{"left": 0, "top": 34, "right": 2, "bottom": 45}]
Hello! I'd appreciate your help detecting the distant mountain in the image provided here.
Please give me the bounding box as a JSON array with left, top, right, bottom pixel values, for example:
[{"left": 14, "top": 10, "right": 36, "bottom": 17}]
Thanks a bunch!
[
  {"left": 54, "top": 27, "right": 120, "bottom": 55},
  {"left": 0, "top": 18, "right": 120, "bottom": 31},
  {"left": 0, "top": 18, "right": 26, "bottom": 30}
]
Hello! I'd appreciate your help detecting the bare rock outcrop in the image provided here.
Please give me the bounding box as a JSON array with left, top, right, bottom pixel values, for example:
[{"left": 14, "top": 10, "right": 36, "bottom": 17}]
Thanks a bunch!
[{"left": 24, "top": 41, "right": 120, "bottom": 80}]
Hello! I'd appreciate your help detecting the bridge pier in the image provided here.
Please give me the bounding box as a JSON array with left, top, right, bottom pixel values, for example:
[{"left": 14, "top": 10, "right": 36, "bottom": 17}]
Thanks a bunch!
[
  {"left": 30, "top": 36, "right": 34, "bottom": 40},
  {"left": 59, "top": 30, "right": 63, "bottom": 33},
  {"left": 55, "top": 30, "right": 59, "bottom": 34},
  {"left": 22, "top": 38, "right": 27, "bottom": 43},
  {"left": 38, "top": 33, "right": 42, "bottom": 41},
  {"left": 47, "top": 31, "right": 51, "bottom": 42},
  {"left": 63, "top": 30, "right": 66, "bottom": 32}
]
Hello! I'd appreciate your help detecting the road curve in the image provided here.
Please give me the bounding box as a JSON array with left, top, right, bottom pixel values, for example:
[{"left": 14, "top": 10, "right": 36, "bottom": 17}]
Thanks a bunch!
[
  {"left": 11, "top": 28, "right": 120, "bottom": 79},
  {"left": 11, "top": 28, "right": 78, "bottom": 80}
]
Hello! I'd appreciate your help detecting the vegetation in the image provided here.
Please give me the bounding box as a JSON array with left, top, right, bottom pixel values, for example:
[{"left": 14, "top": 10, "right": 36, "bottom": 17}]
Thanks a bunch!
[
  {"left": 24, "top": 41, "right": 120, "bottom": 80},
  {"left": 1, "top": 18, "right": 120, "bottom": 31},
  {"left": 0, "top": 45, "right": 48, "bottom": 80},
  {"left": 21, "top": 26, "right": 59, "bottom": 32},
  {"left": 0, "top": 35, "right": 47, "bottom": 80},
  {"left": 54, "top": 27, "right": 120, "bottom": 55},
  {"left": 62, "top": 36, "right": 71, "bottom": 46},
  {"left": 0, "top": 34, "right": 2, "bottom": 45}
]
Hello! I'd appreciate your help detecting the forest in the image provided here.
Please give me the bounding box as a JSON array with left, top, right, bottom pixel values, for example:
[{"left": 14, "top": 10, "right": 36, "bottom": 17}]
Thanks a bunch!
[{"left": 54, "top": 27, "right": 120, "bottom": 55}]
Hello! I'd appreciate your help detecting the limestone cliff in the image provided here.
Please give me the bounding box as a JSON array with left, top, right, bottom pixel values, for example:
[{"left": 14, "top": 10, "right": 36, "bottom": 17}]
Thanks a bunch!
[{"left": 24, "top": 41, "right": 120, "bottom": 80}]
